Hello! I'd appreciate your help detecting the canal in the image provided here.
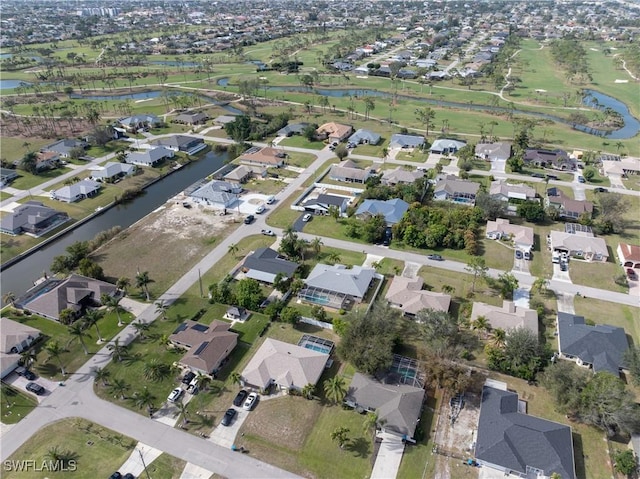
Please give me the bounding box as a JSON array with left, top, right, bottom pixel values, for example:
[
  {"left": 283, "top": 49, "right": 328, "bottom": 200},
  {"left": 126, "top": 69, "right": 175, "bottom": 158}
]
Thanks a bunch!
[{"left": 3, "top": 150, "right": 229, "bottom": 297}]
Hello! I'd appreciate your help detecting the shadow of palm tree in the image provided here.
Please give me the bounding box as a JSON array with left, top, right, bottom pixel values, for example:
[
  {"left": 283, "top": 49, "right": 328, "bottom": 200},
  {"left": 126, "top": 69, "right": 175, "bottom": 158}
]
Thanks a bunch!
[
  {"left": 345, "top": 437, "right": 370, "bottom": 458},
  {"left": 122, "top": 353, "right": 141, "bottom": 365}
]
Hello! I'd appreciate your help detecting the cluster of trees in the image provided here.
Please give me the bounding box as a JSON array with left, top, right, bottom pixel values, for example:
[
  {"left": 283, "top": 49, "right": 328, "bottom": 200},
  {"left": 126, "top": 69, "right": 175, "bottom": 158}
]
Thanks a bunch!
[
  {"left": 485, "top": 328, "right": 552, "bottom": 380},
  {"left": 393, "top": 204, "right": 483, "bottom": 254},
  {"left": 225, "top": 113, "right": 291, "bottom": 143},
  {"left": 593, "top": 192, "right": 629, "bottom": 234},
  {"left": 542, "top": 362, "right": 640, "bottom": 438},
  {"left": 344, "top": 213, "right": 387, "bottom": 244},
  {"left": 362, "top": 175, "right": 429, "bottom": 204},
  {"left": 550, "top": 37, "right": 591, "bottom": 83},
  {"left": 51, "top": 241, "right": 104, "bottom": 280}
]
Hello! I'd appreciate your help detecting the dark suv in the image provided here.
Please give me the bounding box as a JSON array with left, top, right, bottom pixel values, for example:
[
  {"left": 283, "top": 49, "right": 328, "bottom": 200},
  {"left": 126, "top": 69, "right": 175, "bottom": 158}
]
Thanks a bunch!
[
  {"left": 26, "top": 382, "right": 45, "bottom": 395},
  {"left": 182, "top": 371, "right": 196, "bottom": 385},
  {"left": 244, "top": 215, "right": 255, "bottom": 224}
]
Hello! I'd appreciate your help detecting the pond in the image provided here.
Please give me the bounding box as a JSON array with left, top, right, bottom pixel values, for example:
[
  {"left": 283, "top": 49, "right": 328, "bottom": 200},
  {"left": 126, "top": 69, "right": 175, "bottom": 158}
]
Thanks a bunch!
[
  {"left": 581, "top": 89, "right": 640, "bottom": 140},
  {"left": 0, "top": 79, "right": 32, "bottom": 90}
]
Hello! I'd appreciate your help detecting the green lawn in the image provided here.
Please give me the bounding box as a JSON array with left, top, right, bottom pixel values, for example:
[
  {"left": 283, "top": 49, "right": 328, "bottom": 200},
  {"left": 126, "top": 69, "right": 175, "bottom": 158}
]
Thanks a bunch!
[
  {"left": 0, "top": 138, "right": 51, "bottom": 163},
  {"left": 10, "top": 167, "right": 73, "bottom": 190},
  {"left": 3, "top": 419, "right": 136, "bottom": 479},
  {"left": 1, "top": 384, "right": 37, "bottom": 424},
  {"left": 278, "top": 136, "right": 327, "bottom": 150},
  {"left": 569, "top": 258, "right": 628, "bottom": 293}
]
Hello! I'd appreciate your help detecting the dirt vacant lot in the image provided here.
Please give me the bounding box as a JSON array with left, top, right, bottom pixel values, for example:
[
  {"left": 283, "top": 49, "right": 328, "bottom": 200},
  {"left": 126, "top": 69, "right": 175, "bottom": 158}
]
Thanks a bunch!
[{"left": 93, "top": 198, "right": 240, "bottom": 297}]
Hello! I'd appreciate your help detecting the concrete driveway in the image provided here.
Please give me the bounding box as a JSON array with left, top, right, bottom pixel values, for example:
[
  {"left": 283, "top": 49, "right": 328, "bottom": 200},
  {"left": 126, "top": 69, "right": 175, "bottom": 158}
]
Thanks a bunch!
[
  {"left": 209, "top": 406, "right": 250, "bottom": 448},
  {"left": 490, "top": 159, "right": 507, "bottom": 176},
  {"left": 556, "top": 292, "right": 576, "bottom": 314},
  {"left": 609, "top": 173, "right": 626, "bottom": 189},
  {"left": 628, "top": 277, "right": 640, "bottom": 299},
  {"left": 5, "top": 372, "right": 60, "bottom": 404},
  {"left": 552, "top": 262, "right": 572, "bottom": 282},
  {"left": 370, "top": 432, "right": 405, "bottom": 479},
  {"left": 116, "top": 443, "right": 163, "bottom": 478},
  {"left": 512, "top": 255, "right": 530, "bottom": 274}
]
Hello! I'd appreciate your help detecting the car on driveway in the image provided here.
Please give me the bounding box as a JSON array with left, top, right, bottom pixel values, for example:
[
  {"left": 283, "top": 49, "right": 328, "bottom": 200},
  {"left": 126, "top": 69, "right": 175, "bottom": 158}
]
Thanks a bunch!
[
  {"left": 109, "top": 473, "right": 122, "bottom": 479},
  {"left": 167, "top": 388, "right": 184, "bottom": 403},
  {"left": 123, "top": 474, "right": 135, "bottom": 479},
  {"left": 26, "top": 382, "right": 45, "bottom": 395},
  {"left": 302, "top": 213, "right": 312, "bottom": 222},
  {"left": 515, "top": 250, "right": 523, "bottom": 260},
  {"left": 524, "top": 251, "right": 531, "bottom": 261},
  {"left": 577, "top": 175, "right": 585, "bottom": 183},
  {"left": 427, "top": 254, "right": 443, "bottom": 261},
  {"left": 243, "top": 392, "right": 259, "bottom": 411},
  {"left": 15, "top": 366, "right": 36, "bottom": 380},
  {"left": 221, "top": 408, "right": 237, "bottom": 427},
  {"left": 627, "top": 268, "right": 637, "bottom": 280},
  {"left": 560, "top": 262, "right": 568, "bottom": 272},
  {"left": 182, "top": 371, "right": 196, "bottom": 384},
  {"left": 233, "top": 389, "right": 248, "bottom": 407},
  {"left": 244, "top": 215, "right": 255, "bottom": 224},
  {"left": 261, "top": 229, "right": 275, "bottom": 236}
]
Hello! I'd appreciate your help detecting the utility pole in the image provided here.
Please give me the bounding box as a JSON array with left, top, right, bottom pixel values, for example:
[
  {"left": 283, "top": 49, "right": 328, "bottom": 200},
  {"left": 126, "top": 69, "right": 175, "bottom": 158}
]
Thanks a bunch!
[
  {"left": 198, "top": 268, "right": 203, "bottom": 298},
  {"left": 138, "top": 448, "right": 151, "bottom": 479}
]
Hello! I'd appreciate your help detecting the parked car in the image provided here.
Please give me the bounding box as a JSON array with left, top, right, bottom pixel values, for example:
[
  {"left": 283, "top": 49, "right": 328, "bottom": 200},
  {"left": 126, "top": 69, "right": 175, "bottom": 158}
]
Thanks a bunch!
[
  {"left": 182, "top": 371, "right": 196, "bottom": 384},
  {"left": 221, "top": 408, "right": 237, "bottom": 427},
  {"left": 243, "top": 392, "right": 259, "bottom": 411},
  {"left": 15, "top": 366, "right": 36, "bottom": 380},
  {"left": 302, "top": 213, "right": 312, "bottom": 222},
  {"left": 515, "top": 250, "right": 523, "bottom": 260},
  {"left": 109, "top": 473, "right": 122, "bottom": 479},
  {"left": 524, "top": 251, "right": 531, "bottom": 261},
  {"left": 261, "top": 229, "right": 275, "bottom": 236},
  {"left": 577, "top": 175, "right": 585, "bottom": 183},
  {"left": 266, "top": 196, "right": 276, "bottom": 205},
  {"left": 382, "top": 228, "right": 392, "bottom": 246},
  {"left": 255, "top": 204, "right": 266, "bottom": 214},
  {"left": 123, "top": 474, "right": 135, "bottom": 479},
  {"left": 427, "top": 254, "right": 443, "bottom": 261},
  {"left": 244, "top": 215, "right": 255, "bottom": 224},
  {"left": 627, "top": 268, "right": 637, "bottom": 280},
  {"left": 594, "top": 187, "right": 608, "bottom": 193},
  {"left": 560, "top": 262, "right": 568, "bottom": 272},
  {"left": 233, "top": 389, "right": 248, "bottom": 407},
  {"left": 546, "top": 174, "right": 558, "bottom": 181},
  {"left": 531, "top": 173, "right": 545, "bottom": 178},
  {"left": 167, "top": 388, "right": 184, "bottom": 403},
  {"left": 26, "top": 382, "right": 45, "bottom": 395},
  {"left": 182, "top": 202, "right": 191, "bottom": 209}
]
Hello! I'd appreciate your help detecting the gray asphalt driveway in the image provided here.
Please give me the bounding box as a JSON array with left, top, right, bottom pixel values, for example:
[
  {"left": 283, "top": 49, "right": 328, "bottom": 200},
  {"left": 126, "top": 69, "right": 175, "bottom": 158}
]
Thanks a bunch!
[{"left": 292, "top": 212, "right": 309, "bottom": 232}]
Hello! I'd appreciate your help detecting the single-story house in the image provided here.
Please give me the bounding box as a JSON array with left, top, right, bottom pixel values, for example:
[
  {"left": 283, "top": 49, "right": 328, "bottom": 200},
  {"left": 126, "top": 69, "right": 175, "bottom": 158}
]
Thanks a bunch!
[
  {"left": 381, "top": 167, "right": 424, "bottom": 186},
  {"left": 15, "top": 274, "right": 117, "bottom": 321},
  {"left": 389, "top": 134, "right": 424, "bottom": 149},
  {"left": 0, "top": 201, "right": 70, "bottom": 237},
  {"left": 550, "top": 230, "right": 608, "bottom": 262},
  {"left": 430, "top": 138, "right": 466, "bottom": 154},
  {"left": 277, "top": 122, "right": 311, "bottom": 137},
  {"left": 471, "top": 300, "right": 538, "bottom": 336},
  {"left": 223, "top": 165, "right": 254, "bottom": 184},
  {"left": 433, "top": 176, "right": 480, "bottom": 205},
  {"left": 117, "top": 114, "right": 162, "bottom": 132},
  {"left": 0, "top": 317, "right": 41, "bottom": 355},
  {"left": 355, "top": 198, "right": 409, "bottom": 226},
  {"left": 385, "top": 276, "right": 450, "bottom": 316},
  {"left": 126, "top": 147, "right": 174, "bottom": 167},
  {"left": 617, "top": 242, "right": 640, "bottom": 269},
  {"left": 188, "top": 179, "right": 238, "bottom": 209},
  {"left": 485, "top": 218, "right": 534, "bottom": 252},
  {"left": 299, "top": 264, "right": 376, "bottom": 309},
  {"left": 557, "top": 312, "right": 628, "bottom": 376},
  {"left": 315, "top": 122, "right": 353, "bottom": 142},
  {"left": 174, "top": 111, "right": 209, "bottom": 125},
  {"left": 242, "top": 247, "right": 299, "bottom": 284},
  {"left": 301, "top": 193, "right": 349, "bottom": 216},
  {"left": 489, "top": 180, "right": 536, "bottom": 202},
  {"left": 50, "top": 179, "right": 101, "bottom": 203},
  {"left": 241, "top": 338, "right": 329, "bottom": 391},
  {"left": 213, "top": 115, "right": 237, "bottom": 127},
  {"left": 238, "top": 146, "right": 285, "bottom": 168},
  {"left": 150, "top": 135, "right": 207, "bottom": 155},
  {"left": 0, "top": 168, "right": 19, "bottom": 187},
  {"left": 475, "top": 142, "right": 512, "bottom": 162},
  {"left": 34, "top": 151, "right": 61, "bottom": 171},
  {"left": 546, "top": 188, "right": 593, "bottom": 220},
  {"left": 90, "top": 162, "right": 136, "bottom": 182},
  {"left": 524, "top": 148, "right": 575, "bottom": 171},
  {"left": 344, "top": 372, "right": 425, "bottom": 440},
  {"left": 348, "top": 129, "right": 381, "bottom": 146},
  {"left": 602, "top": 158, "right": 640, "bottom": 177},
  {"left": 169, "top": 320, "right": 237, "bottom": 375},
  {"left": 42, "top": 138, "right": 89, "bottom": 158},
  {"left": 329, "top": 159, "right": 374, "bottom": 184},
  {"left": 475, "top": 384, "right": 576, "bottom": 479}
]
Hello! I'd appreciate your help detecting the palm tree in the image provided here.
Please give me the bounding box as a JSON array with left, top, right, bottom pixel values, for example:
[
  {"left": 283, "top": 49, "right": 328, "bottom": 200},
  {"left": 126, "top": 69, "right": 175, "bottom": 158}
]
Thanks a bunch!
[
  {"left": 328, "top": 205, "right": 340, "bottom": 222},
  {"left": 143, "top": 359, "right": 170, "bottom": 382},
  {"left": 135, "top": 271, "right": 154, "bottom": 301},
  {"left": 492, "top": 328, "right": 507, "bottom": 348},
  {"left": 93, "top": 367, "right": 110, "bottom": 387},
  {"left": 107, "top": 338, "right": 128, "bottom": 362},
  {"left": 83, "top": 309, "right": 105, "bottom": 342},
  {"left": 326, "top": 251, "right": 341, "bottom": 264},
  {"left": 381, "top": 148, "right": 389, "bottom": 164},
  {"left": 301, "top": 383, "right": 315, "bottom": 400},
  {"left": 330, "top": 426, "right": 350, "bottom": 449},
  {"left": 109, "top": 378, "right": 130, "bottom": 400},
  {"left": 102, "top": 294, "right": 125, "bottom": 327},
  {"left": 133, "top": 388, "right": 156, "bottom": 416},
  {"left": 310, "top": 237, "right": 323, "bottom": 256},
  {"left": 194, "top": 372, "right": 211, "bottom": 392},
  {"left": 472, "top": 316, "right": 491, "bottom": 337},
  {"left": 175, "top": 401, "right": 190, "bottom": 426},
  {"left": 132, "top": 321, "right": 150, "bottom": 339},
  {"left": 362, "top": 411, "right": 379, "bottom": 439},
  {"left": 20, "top": 349, "right": 37, "bottom": 369},
  {"left": 68, "top": 322, "right": 90, "bottom": 355},
  {"left": 229, "top": 371, "right": 242, "bottom": 388},
  {"left": 116, "top": 277, "right": 130, "bottom": 295},
  {"left": 2, "top": 291, "right": 16, "bottom": 306},
  {"left": 227, "top": 243, "right": 239, "bottom": 258},
  {"left": 155, "top": 300, "right": 168, "bottom": 320},
  {"left": 441, "top": 284, "right": 455, "bottom": 295},
  {"left": 531, "top": 277, "right": 548, "bottom": 296},
  {"left": 44, "top": 341, "right": 66, "bottom": 375},
  {"left": 323, "top": 375, "right": 347, "bottom": 404}
]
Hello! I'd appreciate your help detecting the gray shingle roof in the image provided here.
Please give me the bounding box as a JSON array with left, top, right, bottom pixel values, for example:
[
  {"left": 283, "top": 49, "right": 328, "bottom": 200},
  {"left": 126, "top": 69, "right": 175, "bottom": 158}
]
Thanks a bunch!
[
  {"left": 304, "top": 264, "right": 375, "bottom": 299},
  {"left": 557, "top": 312, "right": 628, "bottom": 375},
  {"left": 390, "top": 134, "right": 424, "bottom": 149},
  {"left": 475, "top": 386, "right": 576, "bottom": 479},
  {"left": 243, "top": 248, "right": 299, "bottom": 277},
  {"left": 348, "top": 129, "right": 381, "bottom": 145},
  {"left": 355, "top": 198, "right": 409, "bottom": 225}
]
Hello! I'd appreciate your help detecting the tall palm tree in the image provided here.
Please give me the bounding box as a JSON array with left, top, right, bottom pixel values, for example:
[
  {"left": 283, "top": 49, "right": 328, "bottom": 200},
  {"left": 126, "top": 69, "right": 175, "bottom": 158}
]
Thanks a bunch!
[
  {"left": 109, "top": 378, "right": 130, "bottom": 400},
  {"left": 323, "top": 375, "right": 347, "bottom": 404},
  {"left": 83, "top": 309, "right": 105, "bottom": 342},
  {"left": 155, "top": 300, "right": 168, "bottom": 320},
  {"left": 107, "top": 338, "right": 128, "bottom": 362},
  {"left": 229, "top": 371, "right": 242, "bottom": 388},
  {"left": 116, "top": 277, "right": 130, "bottom": 295},
  {"left": 135, "top": 271, "right": 154, "bottom": 301},
  {"left": 102, "top": 294, "right": 124, "bottom": 326},
  {"left": 310, "top": 237, "right": 323, "bottom": 256},
  {"left": 2, "top": 291, "right": 16, "bottom": 306},
  {"left": 175, "top": 401, "right": 190, "bottom": 426},
  {"left": 44, "top": 341, "right": 66, "bottom": 376},
  {"left": 68, "top": 322, "right": 90, "bottom": 355},
  {"left": 93, "top": 367, "right": 110, "bottom": 387},
  {"left": 133, "top": 388, "right": 156, "bottom": 416},
  {"left": 20, "top": 349, "right": 37, "bottom": 369}
]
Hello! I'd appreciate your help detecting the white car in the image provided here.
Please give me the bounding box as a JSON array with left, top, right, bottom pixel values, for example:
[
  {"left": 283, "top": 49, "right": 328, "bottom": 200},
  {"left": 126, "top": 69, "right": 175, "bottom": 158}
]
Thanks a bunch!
[
  {"left": 261, "top": 229, "right": 275, "bottom": 236},
  {"left": 256, "top": 204, "right": 266, "bottom": 214},
  {"left": 243, "top": 392, "right": 259, "bottom": 411},
  {"left": 167, "top": 388, "right": 183, "bottom": 403},
  {"left": 302, "top": 213, "right": 312, "bottom": 222}
]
